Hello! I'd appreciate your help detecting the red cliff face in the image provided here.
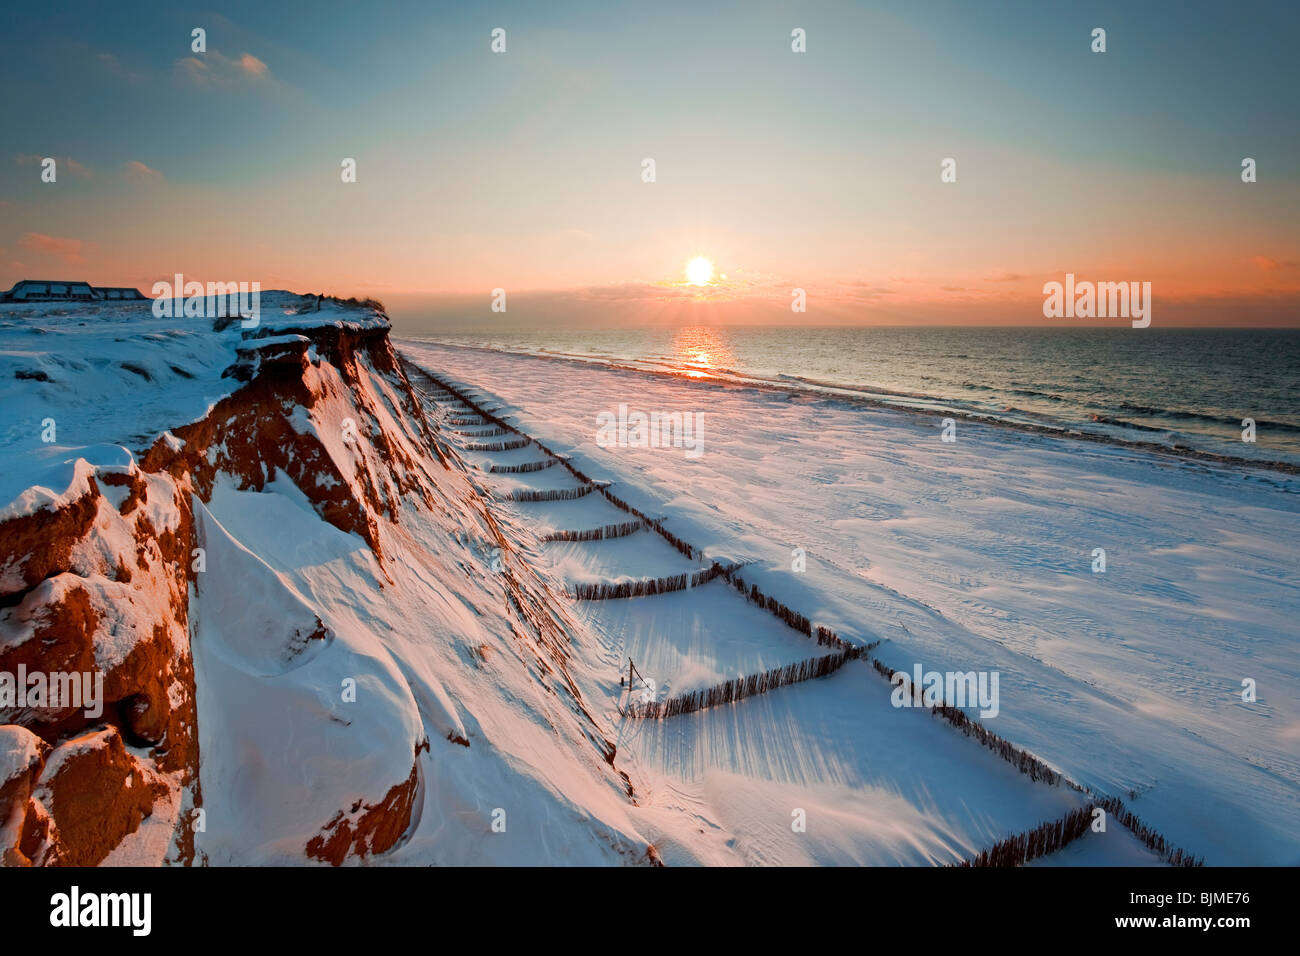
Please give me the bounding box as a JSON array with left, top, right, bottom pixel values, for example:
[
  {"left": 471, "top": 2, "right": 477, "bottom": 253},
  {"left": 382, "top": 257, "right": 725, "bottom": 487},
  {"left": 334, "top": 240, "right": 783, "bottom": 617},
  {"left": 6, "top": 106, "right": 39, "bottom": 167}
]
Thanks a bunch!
[
  {"left": 3, "top": 298, "right": 638, "bottom": 866},
  {"left": 1, "top": 303, "right": 438, "bottom": 866},
  {"left": 142, "top": 323, "right": 442, "bottom": 566}
]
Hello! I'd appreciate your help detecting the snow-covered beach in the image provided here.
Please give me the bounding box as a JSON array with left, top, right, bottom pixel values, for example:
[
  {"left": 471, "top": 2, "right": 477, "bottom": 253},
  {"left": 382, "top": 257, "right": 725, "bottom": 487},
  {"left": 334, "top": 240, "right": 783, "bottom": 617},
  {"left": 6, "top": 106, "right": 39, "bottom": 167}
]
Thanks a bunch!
[{"left": 399, "top": 339, "right": 1300, "bottom": 866}]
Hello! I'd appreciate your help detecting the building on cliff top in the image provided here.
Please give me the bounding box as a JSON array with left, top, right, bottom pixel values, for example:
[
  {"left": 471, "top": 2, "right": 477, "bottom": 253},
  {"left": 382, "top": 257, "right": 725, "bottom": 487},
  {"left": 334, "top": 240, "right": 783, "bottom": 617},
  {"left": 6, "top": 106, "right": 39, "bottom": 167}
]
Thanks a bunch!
[{"left": 0, "top": 279, "right": 147, "bottom": 303}]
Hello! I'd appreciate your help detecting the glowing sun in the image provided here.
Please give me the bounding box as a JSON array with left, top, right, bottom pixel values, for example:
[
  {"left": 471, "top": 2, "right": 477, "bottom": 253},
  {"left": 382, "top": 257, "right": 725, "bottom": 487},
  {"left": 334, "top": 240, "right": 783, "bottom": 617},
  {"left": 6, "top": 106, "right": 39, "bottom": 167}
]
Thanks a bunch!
[{"left": 685, "top": 256, "right": 714, "bottom": 286}]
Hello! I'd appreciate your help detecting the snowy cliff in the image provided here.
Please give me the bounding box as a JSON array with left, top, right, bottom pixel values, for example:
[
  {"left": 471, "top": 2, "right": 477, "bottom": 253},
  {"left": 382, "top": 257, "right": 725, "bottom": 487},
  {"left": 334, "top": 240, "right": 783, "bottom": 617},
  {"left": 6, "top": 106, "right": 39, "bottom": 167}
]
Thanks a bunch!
[{"left": 0, "top": 294, "right": 647, "bottom": 865}]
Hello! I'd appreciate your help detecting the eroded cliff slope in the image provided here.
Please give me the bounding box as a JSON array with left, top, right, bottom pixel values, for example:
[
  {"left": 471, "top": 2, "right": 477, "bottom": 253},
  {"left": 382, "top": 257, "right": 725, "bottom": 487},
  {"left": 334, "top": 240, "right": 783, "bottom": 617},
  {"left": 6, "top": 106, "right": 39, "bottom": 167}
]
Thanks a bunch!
[{"left": 1, "top": 294, "right": 648, "bottom": 865}]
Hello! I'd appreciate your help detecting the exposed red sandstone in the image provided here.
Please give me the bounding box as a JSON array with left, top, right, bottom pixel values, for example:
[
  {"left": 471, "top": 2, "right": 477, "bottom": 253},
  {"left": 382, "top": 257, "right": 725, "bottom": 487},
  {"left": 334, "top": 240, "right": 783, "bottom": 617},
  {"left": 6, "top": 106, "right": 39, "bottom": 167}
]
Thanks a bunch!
[
  {"left": 0, "top": 487, "right": 98, "bottom": 593},
  {"left": 305, "top": 740, "right": 429, "bottom": 866},
  {"left": 0, "top": 726, "right": 49, "bottom": 866},
  {"left": 30, "top": 727, "right": 170, "bottom": 866}
]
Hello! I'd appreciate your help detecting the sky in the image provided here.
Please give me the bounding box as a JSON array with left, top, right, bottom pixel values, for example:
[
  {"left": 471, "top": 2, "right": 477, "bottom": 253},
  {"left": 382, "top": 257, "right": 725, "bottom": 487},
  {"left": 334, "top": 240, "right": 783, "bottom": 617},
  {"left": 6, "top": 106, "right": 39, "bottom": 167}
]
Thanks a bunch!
[{"left": 2, "top": 0, "right": 1298, "bottom": 327}]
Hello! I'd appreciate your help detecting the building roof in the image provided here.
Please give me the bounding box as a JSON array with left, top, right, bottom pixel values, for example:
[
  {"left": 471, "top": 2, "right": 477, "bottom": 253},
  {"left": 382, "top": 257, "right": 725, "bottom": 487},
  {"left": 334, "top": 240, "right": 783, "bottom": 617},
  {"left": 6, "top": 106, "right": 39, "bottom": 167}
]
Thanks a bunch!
[{"left": 1, "top": 279, "right": 146, "bottom": 302}]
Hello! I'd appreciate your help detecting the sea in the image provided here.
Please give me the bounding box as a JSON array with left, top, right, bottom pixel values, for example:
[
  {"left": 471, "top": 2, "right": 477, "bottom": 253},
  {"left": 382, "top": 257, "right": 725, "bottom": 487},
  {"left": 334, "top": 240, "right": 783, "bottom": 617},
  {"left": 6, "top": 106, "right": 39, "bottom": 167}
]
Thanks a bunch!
[{"left": 397, "top": 324, "right": 1300, "bottom": 468}]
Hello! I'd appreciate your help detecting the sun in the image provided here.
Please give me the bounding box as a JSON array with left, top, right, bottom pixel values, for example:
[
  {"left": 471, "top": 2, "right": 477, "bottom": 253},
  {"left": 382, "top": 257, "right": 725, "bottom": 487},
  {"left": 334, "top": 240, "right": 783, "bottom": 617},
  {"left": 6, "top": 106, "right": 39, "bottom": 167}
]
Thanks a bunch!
[{"left": 685, "top": 256, "right": 714, "bottom": 286}]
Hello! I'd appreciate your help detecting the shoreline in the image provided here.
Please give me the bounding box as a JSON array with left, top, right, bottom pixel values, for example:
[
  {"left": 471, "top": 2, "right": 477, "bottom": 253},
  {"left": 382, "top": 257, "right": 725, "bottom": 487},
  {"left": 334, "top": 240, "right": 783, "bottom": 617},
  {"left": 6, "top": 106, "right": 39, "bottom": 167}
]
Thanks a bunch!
[{"left": 398, "top": 338, "right": 1300, "bottom": 480}]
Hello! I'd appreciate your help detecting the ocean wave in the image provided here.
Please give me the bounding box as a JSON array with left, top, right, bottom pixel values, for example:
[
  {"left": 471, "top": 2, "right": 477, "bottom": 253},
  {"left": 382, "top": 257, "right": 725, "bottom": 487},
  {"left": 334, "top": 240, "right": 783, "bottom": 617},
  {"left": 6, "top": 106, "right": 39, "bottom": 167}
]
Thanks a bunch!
[
  {"left": 1117, "top": 402, "right": 1300, "bottom": 433},
  {"left": 1087, "top": 414, "right": 1173, "bottom": 434}
]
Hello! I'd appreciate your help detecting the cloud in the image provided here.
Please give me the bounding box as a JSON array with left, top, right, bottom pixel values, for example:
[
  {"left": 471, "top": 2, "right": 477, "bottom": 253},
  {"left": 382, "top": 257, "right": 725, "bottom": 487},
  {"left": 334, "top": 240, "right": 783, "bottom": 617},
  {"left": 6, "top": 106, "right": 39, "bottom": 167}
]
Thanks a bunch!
[
  {"left": 1253, "top": 255, "right": 1299, "bottom": 272},
  {"left": 18, "top": 233, "right": 88, "bottom": 266},
  {"left": 237, "top": 53, "right": 270, "bottom": 78},
  {"left": 123, "top": 160, "right": 163, "bottom": 182},
  {"left": 174, "top": 49, "right": 273, "bottom": 86},
  {"left": 14, "top": 154, "right": 90, "bottom": 178},
  {"left": 985, "top": 271, "right": 1025, "bottom": 282}
]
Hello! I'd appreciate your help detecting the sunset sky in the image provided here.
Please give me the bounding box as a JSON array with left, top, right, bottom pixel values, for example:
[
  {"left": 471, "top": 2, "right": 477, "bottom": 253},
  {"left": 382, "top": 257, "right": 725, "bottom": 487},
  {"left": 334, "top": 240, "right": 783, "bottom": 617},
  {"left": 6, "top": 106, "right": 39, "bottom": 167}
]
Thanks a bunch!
[{"left": 2, "top": 0, "right": 1298, "bottom": 326}]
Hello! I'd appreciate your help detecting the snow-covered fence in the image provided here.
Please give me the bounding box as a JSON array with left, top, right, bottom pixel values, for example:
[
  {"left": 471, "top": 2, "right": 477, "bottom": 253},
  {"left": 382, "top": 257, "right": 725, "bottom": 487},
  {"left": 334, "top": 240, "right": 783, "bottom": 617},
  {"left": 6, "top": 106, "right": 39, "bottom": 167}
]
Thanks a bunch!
[
  {"left": 518, "top": 437, "right": 700, "bottom": 560},
  {"left": 489, "top": 457, "right": 559, "bottom": 474},
  {"left": 542, "top": 520, "right": 646, "bottom": 543},
  {"left": 955, "top": 807, "right": 1094, "bottom": 867},
  {"left": 570, "top": 561, "right": 736, "bottom": 600},
  {"left": 1093, "top": 796, "right": 1202, "bottom": 867},
  {"left": 464, "top": 437, "right": 532, "bottom": 452},
  {"left": 624, "top": 648, "right": 861, "bottom": 719},
  {"left": 412, "top": 370, "right": 703, "bottom": 560},
  {"left": 869, "top": 659, "right": 1203, "bottom": 864},
  {"left": 503, "top": 485, "right": 596, "bottom": 502},
  {"left": 414, "top": 375, "right": 863, "bottom": 652},
  {"left": 869, "top": 657, "right": 1062, "bottom": 785},
  {"left": 718, "top": 568, "right": 859, "bottom": 653},
  {"left": 955, "top": 799, "right": 1201, "bottom": 867}
]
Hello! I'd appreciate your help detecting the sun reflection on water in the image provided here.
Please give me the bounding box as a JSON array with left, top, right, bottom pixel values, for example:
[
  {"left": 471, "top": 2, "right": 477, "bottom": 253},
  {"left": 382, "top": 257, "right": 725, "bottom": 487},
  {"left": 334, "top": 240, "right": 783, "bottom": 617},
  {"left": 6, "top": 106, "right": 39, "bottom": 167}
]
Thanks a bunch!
[{"left": 670, "top": 327, "right": 736, "bottom": 378}]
